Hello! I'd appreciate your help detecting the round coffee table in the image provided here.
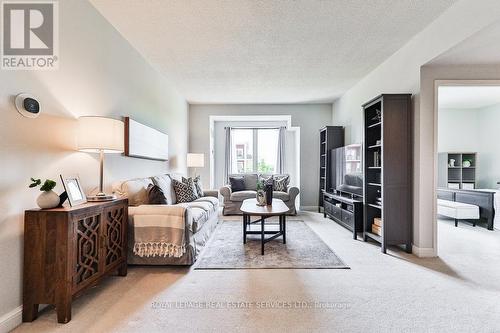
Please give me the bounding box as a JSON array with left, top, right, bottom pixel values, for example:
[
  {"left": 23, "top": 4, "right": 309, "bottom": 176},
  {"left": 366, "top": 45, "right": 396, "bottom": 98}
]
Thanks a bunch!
[{"left": 240, "top": 198, "right": 289, "bottom": 255}]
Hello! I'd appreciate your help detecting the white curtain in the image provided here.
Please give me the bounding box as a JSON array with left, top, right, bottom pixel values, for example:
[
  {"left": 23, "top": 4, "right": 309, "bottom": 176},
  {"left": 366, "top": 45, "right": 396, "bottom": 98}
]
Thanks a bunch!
[
  {"left": 276, "top": 126, "right": 286, "bottom": 174},
  {"left": 223, "top": 127, "right": 232, "bottom": 184}
]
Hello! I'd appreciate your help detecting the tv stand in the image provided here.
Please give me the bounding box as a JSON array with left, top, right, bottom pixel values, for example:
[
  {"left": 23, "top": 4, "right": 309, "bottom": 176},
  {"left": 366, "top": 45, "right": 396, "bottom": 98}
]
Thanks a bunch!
[{"left": 323, "top": 191, "right": 363, "bottom": 239}]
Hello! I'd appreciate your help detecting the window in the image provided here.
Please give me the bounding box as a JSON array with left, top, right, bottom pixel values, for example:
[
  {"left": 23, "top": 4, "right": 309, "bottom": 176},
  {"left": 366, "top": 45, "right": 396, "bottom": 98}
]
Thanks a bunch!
[{"left": 231, "top": 128, "right": 279, "bottom": 174}]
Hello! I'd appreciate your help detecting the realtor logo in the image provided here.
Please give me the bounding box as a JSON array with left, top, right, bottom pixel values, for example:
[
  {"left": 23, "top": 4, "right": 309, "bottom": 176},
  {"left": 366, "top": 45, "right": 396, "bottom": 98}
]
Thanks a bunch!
[{"left": 1, "top": 1, "right": 59, "bottom": 69}]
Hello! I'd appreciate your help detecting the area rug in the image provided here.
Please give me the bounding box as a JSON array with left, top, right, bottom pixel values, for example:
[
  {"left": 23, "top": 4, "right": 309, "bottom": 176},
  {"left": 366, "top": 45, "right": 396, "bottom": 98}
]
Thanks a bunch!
[{"left": 195, "top": 220, "right": 349, "bottom": 269}]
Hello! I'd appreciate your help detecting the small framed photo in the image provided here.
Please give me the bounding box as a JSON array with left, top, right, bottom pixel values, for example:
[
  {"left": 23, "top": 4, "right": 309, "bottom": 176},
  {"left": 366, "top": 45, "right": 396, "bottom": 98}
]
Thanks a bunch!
[{"left": 60, "top": 175, "right": 87, "bottom": 207}]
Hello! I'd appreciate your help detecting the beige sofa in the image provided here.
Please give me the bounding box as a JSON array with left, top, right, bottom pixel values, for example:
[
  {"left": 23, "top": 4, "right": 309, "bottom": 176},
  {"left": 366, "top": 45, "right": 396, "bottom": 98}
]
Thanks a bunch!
[
  {"left": 113, "top": 174, "right": 219, "bottom": 265},
  {"left": 220, "top": 173, "right": 299, "bottom": 215}
]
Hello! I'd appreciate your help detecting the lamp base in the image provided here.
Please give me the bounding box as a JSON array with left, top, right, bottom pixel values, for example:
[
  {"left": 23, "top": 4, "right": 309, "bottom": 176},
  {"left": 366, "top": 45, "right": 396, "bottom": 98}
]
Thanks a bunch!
[{"left": 87, "top": 194, "right": 116, "bottom": 202}]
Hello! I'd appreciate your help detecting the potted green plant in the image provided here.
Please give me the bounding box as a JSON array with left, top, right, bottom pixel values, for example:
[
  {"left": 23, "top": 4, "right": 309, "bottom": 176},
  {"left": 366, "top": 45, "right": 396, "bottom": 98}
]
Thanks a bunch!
[
  {"left": 462, "top": 159, "right": 472, "bottom": 168},
  {"left": 29, "top": 178, "right": 59, "bottom": 209}
]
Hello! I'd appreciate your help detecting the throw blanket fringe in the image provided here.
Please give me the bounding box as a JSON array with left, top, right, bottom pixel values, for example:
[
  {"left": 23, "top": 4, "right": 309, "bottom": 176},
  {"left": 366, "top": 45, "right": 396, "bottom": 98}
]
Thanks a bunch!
[{"left": 133, "top": 242, "right": 186, "bottom": 258}]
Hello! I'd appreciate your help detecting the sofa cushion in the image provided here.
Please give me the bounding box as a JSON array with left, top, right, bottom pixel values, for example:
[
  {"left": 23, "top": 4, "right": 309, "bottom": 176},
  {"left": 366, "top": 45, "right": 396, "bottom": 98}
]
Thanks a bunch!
[
  {"left": 172, "top": 179, "right": 198, "bottom": 203},
  {"left": 195, "top": 196, "right": 219, "bottom": 211},
  {"left": 152, "top": 174, "right": 176, "bottom": 204},
  {"left": 180, "top": 201, "right": 215, "bottom": 214},
  {"left": 189, "top": 207, "right": 208, "bottom": 233},
  {"left": 229, "top": 176, "right": 245, "bottom": 192},
  {"left": 244, "top": 174, "right": 258, "bottom": 190},
  {"left": 230, "top": 190, "right": 256, "bottom": 202},
  {"left": 146, "top": 184, "right": 168, "bottom": 205},
  {"left": 117, "top": 178, "right": 153, "bottom": 206}
]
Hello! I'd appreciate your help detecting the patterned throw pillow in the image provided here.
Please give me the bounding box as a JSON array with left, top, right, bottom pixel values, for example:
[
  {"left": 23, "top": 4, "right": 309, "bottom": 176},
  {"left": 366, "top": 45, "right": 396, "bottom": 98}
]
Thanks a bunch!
[
  {"left": 172, "top": 179, "right": 198, "bottom": 203},
  {"left": 258, "top": 175, "right": 273, "bottom": 186},
  {"left": 146, "top": 184, "right": 168, "bottom": 205},
  {"left": 182, "top": 176, "right": 204, "bottom": 198},
  {"left": 273, "top": 175, "right": 290, "bottom": 192}
]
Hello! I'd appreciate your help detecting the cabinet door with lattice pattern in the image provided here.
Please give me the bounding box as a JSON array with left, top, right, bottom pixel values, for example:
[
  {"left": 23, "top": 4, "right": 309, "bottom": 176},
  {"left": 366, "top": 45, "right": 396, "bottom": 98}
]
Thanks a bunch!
[
  {"left": 103, "top": 204, "right": 127, "bottom": 271},
  {"left": 73, "top": 212, "right": 102, "bottom": 291}
]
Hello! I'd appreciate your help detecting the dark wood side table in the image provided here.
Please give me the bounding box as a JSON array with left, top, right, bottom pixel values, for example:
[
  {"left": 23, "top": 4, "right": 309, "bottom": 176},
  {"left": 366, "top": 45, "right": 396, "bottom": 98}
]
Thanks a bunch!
[
  {"left": 23, "top": 198, "right": 128, "bottom": 324},
  {"left": 240, "top": 198, "right": 289, "bottom": 255}
]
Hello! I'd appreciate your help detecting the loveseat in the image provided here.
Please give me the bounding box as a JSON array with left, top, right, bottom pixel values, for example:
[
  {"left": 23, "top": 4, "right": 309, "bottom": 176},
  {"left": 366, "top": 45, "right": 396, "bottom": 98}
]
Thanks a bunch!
[
  {"left": 220, "top": 173, "right": 299, "bottom": 215},
  {"left": 113, "top": 174, "right": 219, "bottom": 265}
]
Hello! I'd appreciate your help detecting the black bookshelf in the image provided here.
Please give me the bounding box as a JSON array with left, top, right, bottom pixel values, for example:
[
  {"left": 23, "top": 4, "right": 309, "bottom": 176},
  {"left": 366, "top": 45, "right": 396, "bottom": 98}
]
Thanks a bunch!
[
  {"left": 363, "top": 94, "right": 412, "bottom": 253},
  {"left": 318, "top": 126, "right": 344, "bottom": 212}
]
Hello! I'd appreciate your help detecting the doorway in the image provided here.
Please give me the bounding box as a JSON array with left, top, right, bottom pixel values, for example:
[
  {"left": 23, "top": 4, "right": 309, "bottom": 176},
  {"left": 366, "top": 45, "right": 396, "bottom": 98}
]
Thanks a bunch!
[{"left": 434, "top": 82, "right": 500, "bottom": 256}]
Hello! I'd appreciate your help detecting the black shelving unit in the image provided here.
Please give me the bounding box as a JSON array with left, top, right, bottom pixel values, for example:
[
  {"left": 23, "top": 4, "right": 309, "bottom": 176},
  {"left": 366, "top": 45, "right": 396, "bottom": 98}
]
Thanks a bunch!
[
  {"left": 318, "top": 126, "right": 344, "bottom": 212},
  {"left": 363, "top": 94, "right": 412, "bottom": 253}
]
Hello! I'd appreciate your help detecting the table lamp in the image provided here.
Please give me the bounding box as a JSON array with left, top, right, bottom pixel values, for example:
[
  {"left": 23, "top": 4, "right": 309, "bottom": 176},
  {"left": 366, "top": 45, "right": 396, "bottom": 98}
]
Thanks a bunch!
[
  {"left": 77, "top": 116, "right": 124, "bottom": 201},
  {"left": 187, "top": 153, "right": 204, "bottom": 177}
]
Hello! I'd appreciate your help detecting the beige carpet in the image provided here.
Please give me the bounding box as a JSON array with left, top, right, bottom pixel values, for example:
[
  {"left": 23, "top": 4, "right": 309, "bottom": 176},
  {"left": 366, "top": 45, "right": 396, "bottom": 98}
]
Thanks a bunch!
[{"left": 14, "top": 212, "right": 500, "bottom": 332}]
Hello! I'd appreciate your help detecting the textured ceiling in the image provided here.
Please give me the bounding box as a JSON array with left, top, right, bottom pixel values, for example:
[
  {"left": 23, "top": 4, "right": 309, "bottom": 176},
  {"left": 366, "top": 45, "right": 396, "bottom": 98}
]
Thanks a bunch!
[
  {"left": 429, "top": 20, "right": 500, "bottom": 66},
  {"left": 90, "top": 0, "right": 457, "bottom": 104},
  {"left": 439, "top": 86, "right": 500, "bottom": 109}
]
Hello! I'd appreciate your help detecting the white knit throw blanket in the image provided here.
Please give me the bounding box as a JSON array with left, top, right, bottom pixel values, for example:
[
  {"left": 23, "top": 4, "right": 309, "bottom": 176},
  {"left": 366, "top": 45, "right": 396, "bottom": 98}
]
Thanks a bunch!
[{"left": 131, "top": 205, "right": 187, "bottom": 258}]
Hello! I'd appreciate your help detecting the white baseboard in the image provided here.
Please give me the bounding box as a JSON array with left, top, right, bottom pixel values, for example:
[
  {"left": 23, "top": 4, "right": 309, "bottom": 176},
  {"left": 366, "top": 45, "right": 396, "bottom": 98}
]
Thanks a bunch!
[
  {"left": 0, "top": 306, "right": 22, "bottom": 333},
  {"left": 412, "top": 245, "right": 437, "bottom": 258},
  {"left": 300, "top": 206, "right": 319, "bottom": 211}
]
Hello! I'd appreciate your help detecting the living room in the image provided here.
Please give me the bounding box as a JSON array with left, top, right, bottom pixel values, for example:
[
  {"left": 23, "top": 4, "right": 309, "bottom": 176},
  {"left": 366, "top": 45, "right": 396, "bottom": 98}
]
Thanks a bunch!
[{"left": 2, "top": 1, "right": 500, "bottom": 332}]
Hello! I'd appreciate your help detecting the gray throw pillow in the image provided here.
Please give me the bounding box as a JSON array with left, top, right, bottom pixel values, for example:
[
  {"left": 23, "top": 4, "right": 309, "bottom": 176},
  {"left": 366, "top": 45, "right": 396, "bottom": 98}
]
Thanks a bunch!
[
  {"left": 172, "top": 179, "right": 198, "bottom": 203},
  {"left": 146, "top": 184, "right": 168, "bottom": 204},
  {"left": 229, "top": 176, "right": 245, "bottom": 192}
]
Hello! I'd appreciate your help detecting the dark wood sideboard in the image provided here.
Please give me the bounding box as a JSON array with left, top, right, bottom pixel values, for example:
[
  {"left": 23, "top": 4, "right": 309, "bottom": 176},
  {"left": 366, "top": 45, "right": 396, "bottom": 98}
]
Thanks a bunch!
[{"left": 23, "top": 198, "right": 128, "bottom": 323}]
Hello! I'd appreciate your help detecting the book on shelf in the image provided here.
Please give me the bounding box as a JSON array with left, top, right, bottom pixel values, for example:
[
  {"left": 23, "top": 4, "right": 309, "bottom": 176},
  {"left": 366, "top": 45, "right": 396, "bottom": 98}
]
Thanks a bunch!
[
  {"left": 371, "top": 224, "right": 382, "bottom": 236},
  {"left": 373, "top": 217, "right": 382, "bottom": 227}
]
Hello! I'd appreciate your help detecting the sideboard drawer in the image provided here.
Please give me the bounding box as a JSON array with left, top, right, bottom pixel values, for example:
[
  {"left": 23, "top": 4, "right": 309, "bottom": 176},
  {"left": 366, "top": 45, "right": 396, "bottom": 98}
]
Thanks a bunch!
[{"left": 341, "top": 210, "right": 354, "bottom": 228}]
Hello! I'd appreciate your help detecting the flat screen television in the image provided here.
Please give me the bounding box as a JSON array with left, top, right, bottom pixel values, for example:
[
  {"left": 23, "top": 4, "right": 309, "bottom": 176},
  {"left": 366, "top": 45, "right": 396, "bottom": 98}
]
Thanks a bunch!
[{"left": 330, "top": 144, "right": 363, "bottom": 197}]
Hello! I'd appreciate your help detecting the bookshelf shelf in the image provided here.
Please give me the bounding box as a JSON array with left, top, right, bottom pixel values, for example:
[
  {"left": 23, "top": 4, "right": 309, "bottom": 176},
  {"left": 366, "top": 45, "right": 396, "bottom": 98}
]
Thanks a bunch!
[{"left": 363, "top": 94, "right": 412, "bottom": 254}]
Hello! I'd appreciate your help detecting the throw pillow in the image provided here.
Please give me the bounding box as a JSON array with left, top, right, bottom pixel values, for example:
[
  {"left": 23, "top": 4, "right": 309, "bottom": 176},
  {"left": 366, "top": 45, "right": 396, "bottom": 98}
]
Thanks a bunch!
[
  {"left": 182, "top": 176, "right": 204, "bottom": 198},
  {"left": 172, "top": 179, "right": 198, "bottom": 203},
  {"left": 229, "top": 176, "right": 245, "bottom": 192},
  {"left": 273, "top": 175, "right": 290, "bottom": 192},
  {"left": 146, "top": 184, "right": 168, "bottom": 205},
  {"left": 258, "top": 174, "right": 273, "bottom": 186}
]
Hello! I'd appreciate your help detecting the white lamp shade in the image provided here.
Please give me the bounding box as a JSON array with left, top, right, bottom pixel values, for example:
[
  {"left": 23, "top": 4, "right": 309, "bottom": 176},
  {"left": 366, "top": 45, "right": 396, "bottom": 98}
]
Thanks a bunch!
[
  {"left": 187, "top": 153, "right": 204, "bottom": 168},
  {"left": 77, "top": 116, "right": 124, "bottom": 153}
]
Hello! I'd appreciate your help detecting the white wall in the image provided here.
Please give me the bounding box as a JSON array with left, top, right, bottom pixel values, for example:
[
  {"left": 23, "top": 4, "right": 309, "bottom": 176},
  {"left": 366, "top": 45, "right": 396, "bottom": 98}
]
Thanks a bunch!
[
  {"left": 476, "top": 103, "right": 500, "bottom": 188},
  {"left": 332, "top": 0, "right": 500, "bottom": 256},
  {"left": 189, "top": 104, "right": 332, "bottom": 207},
  {"left": 0, "top": 1, "right": 187, "bottom": 329},
  {"left": 438, "top": 105, "right": 500, "bottom": 189},
  {"left": 438, "top": 108, "right": 480, "bottom": 152}
]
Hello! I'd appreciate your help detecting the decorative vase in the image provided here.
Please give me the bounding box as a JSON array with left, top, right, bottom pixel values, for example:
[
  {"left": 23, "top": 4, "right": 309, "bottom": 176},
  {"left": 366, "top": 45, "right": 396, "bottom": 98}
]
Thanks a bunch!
[
  {"left": 463, "top": 160, "right": 471, "bottom": 168},
  {"left": 36, "top": 190, "right": 60, "bottom": 209},
  {"left": 265, "top": 184, "right": 273, "bottom": 205},
  {"left": 256, "top": 190, "right": 266, "bottom": 206}
]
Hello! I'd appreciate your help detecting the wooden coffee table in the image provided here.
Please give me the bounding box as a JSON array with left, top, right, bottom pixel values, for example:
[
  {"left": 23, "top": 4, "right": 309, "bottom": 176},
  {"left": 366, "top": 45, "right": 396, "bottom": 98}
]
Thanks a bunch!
[{"left": 240, "top": 198, "right": 289, "bottom": 255}]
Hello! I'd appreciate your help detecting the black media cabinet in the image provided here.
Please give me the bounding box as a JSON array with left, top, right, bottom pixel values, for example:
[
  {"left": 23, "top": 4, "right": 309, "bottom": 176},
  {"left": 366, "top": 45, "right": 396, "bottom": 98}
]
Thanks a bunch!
[{"left": 323, "top": 191, "right": 363, "bottom": 239}]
